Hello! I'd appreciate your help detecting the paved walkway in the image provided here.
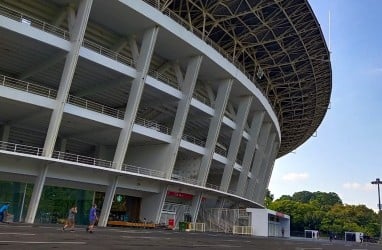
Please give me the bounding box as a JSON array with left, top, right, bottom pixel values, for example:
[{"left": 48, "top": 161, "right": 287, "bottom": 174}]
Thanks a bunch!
[{"left": 0, "top": 223, "right": 380, "bottom": 250}]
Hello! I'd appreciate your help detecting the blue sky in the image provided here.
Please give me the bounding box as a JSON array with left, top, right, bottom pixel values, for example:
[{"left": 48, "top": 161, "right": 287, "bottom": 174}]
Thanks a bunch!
[{"left": 269, "top": 0, "right": 382, "bottom": 211}]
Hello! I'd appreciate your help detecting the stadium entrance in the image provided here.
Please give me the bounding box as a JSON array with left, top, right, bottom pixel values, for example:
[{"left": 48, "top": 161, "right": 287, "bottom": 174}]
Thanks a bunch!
[{"left": 94, "top": 192, "right": 141, "bottom": 223}]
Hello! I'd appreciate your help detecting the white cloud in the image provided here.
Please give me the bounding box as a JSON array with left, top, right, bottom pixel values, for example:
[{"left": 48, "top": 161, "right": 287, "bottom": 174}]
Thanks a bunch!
[
  {"left": 342, "top": 182, "right": 374, "bottom": 191},
  {"left": 282, "top": 172, "right": 309, "bottom": 182}
]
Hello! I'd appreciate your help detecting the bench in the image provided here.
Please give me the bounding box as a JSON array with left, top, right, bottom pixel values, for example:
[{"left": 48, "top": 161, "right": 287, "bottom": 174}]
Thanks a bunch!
[{"left": 107, "top": 220, "right": 156, "bottom": 228}]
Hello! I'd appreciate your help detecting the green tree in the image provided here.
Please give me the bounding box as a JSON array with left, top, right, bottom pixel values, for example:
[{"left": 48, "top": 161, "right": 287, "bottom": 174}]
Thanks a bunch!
[
  {"left": 268, "top": 190, "right": 379, "bottom": 237},
  {"left": 264, "top": 189, "right": 274, "bottom": 208}
]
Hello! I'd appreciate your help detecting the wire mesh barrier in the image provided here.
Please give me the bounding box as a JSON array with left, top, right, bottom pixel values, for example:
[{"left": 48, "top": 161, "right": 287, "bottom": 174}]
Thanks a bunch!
[
  {"left": 233, "top": 226, "right": 253, "bottom": 235},
  {"left": 197, "top": 208, "right": 250, "bottom": 234},
  {"left": 160, "top": 202, "right": 191, "bottom": 230},
  {"left": 189, "top": 222, "right": 206, "bottom": 232}
]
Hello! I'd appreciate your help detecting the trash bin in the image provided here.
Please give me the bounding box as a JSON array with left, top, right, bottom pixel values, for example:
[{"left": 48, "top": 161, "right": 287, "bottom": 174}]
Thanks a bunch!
[{"left": 179, "top": 221, "right": 186, "bottom": 231}]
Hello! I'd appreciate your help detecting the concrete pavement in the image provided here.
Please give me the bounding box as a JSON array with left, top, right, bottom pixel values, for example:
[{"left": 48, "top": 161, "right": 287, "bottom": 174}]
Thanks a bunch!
[{"left": 0, "top": 223, "right": 380, "bottom": 250}]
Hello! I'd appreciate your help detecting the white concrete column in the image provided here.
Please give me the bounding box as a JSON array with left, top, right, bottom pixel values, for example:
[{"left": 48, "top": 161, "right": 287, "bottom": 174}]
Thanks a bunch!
[
  {"left": 0, "top": 124, "right": 10, "bottom": 142},
  {"left": 24, "top": 165, "right": 48, "bottom": 223},
  {"left": 245, "top": 122, "right": 271, "bottom": 199},
  {"left": 190, "top": 192, "right": 203, "bottom": 223},
  {"left": 141, "top": 185, "right": 168, "bottom": 224},
  {"left": 215, "top": 197, "right": 228, "bottom": 209},
  {"left": 43, "top": 0, "right": 93, "bottom": 157},
  {"left": 163, "top": 56, "right": 203, "bottom": 178},
  {"left": 59, "top": 138, "right": 67, "bottom": 152},
  {"left": 197, "top": 79, "right": 233, "bottom": 185},
  {"left": 220, "top": 96, "right": 253, "bottom": 192},
  {"left": 252, "top": 133, "right": 276, "bottom": 201},
  {"left": 98, "top": 175, "right": 119, "bottom": 227},
  {"left": 0, "top": 124, "right": 10, "bottom": 150},
  {"left": 112, "top": 27, "right": 159, "bottom": 170},
  {"left": 236, "top": 111, "right": 265, "bottom": 197},
  {"left": 256, "top": 142, "right": 279, "bottom": 204}
]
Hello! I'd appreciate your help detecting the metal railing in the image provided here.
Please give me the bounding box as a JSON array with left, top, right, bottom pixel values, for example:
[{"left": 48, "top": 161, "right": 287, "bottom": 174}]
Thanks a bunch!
[
  {"left": 51, "top": 151, "right": 113, "bottom": 168},
  {"left": 0, "top": 141, "right": 43, "bottom": 156},
  {"left": 215, "top": 145, "right": 227, "bottom": 156},
  {"left": 0, "top": 4, "right": 239, "bottom": 161},
  {"left": 1, "top": 74, "right": 57, "bottom": 99},
  {"left": 0, "top": 4, "right": 214, "bottom": 108},
  {"left": 67, "top": 95, "right": 125, "bottom": 120},
  {"left": 148, "top": 68, "right": 179, "bottom": 89},
  {"left": 181, "top": 134, "right": 205, "bottom": 147},
  {"left": 0, "top": 140, "right": 239, "bottom": 197},
  {"left": 171, "top": 173, "right": 199, "bottom": 186},
  {"left": 135, "top": 116, "right": 170, "bottom": 135},
  {"left": 82, "top": 39, "right": 135, "bottom": 68},
  {"left": 205, "top": 183, "right": 221, "bottom": 191},
  {"left": 1, "top": 74, "right": 214, "bottom": 151},
  {"left": 0, "top": 4, "right": 69, "bottom": 40},
  {"left": 121, "top": 163, "right": 167, "bottom": 179},
  {"left": 193, "top": 92, "right": 210, "bottom": 106}
]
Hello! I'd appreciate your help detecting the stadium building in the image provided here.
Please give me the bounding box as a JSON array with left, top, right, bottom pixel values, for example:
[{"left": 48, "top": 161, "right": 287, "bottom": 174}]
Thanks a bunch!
[{"left": 0, "top": 0, "right": 331, "bottom": 228}]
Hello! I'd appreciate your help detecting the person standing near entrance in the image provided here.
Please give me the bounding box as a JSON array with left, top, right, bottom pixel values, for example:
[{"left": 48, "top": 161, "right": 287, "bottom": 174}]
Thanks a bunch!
[
  {"left": 0, "top": 202, "right": 10, "bottom": 223},
  {"left": 63, "top": 205, "right": 77, "bottom": 231},
  {"left": 86, "top": 204, "right": 97, "bottom": 233}
]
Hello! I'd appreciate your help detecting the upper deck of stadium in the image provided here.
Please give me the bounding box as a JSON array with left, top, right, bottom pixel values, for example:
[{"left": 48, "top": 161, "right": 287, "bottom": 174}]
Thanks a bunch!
[{"left": 151, "top": 0, "right": 332, "bottom": 157}]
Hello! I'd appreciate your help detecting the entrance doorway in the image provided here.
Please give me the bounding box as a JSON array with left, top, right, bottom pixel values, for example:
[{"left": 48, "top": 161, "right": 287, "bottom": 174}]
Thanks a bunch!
[{"left": 94, "top": 192, "right": 142, "bottom": 222}]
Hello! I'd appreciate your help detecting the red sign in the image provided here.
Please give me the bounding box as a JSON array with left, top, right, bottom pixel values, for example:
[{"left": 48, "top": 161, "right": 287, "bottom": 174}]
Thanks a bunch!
[
  {"left": 276, "top": 212, "right": 285, "bottom": 218},
  {"left": 167, "top": 191, "right": 194, "bottom": 200}
]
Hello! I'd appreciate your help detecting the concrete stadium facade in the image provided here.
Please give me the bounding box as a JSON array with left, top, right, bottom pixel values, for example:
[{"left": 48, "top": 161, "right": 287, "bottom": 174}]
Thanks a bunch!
[{"left": 0, "top": 0, "right": 331, "bottom": 226}]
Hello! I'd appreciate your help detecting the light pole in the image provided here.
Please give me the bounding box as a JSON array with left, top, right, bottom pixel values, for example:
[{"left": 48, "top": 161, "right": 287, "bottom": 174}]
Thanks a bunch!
[{"left": 371, "top": 178, "right": 382, "bottom": 243}]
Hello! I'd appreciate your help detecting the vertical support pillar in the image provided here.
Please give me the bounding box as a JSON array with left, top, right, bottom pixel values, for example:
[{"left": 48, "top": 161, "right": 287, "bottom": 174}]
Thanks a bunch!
[
  {"left": 190, "top": 192, "right": 203, "bottom": 223},
  {"left": 59, "top": 138, "right": 67, "bottom": 152},
  {"left": 0, "top": 124, "right": 10, "bottom": 142},
  {"left": 25, "top": 165, "right": 48, "bottom": 223},
  {"left": 43, "top": 0, "right": 93, "bottom": 157},
  {"left": 163, "top": 56, "right": 203, "bottom": 178},
  {"left": 197, "top": 79, "right": 233, "bottom": 185},
  {"left": 256, "top": 142, "right": 279, "bottom": 203},
  {"left": 236, "top": 111, "right": 265, "bottom": 196},
  {"left": 245, "top": 123, "right": 271, "bottom": 199},
  {"left": 112, "top": 26, "right": 159, "bottom": 170},
  {"left": 220, "top": 96, "right": 253, "bottom": 192},
  {"left": 98, "top": 176, "right": 119, "bottom": 227},
  {"left": 253, "top": 133, "right": 276, "bottom": 201},
  {"left": 140, "top": 185, "right": 168, "bottom": 224}
]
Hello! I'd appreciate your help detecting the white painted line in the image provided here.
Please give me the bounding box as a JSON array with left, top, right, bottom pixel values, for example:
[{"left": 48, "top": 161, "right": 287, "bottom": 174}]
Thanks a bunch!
[
  {"left": 0, "top": 233, "right": 35, "bottom": 235},
  {"left": 192, "top": 245, "right": 241, "bottom": 248},
  {"left": 0, "top": 241, "right": 86, "bottom": 244},
  {"left": 121, "top": 235, "right": 172, "bottom": 240},
  {"left": 295, "top": 248, "right": 323, "bottom": 250}
]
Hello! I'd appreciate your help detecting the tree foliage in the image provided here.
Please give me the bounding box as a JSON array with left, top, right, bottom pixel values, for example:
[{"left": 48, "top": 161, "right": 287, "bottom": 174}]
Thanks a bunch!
[{"left": 267, "top": 190, "right": 380, "bottom": 237}]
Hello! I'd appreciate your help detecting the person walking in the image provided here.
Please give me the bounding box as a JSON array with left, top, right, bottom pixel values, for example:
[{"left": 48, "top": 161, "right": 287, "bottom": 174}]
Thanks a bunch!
[
  {"left": 86, "top": 204, "right": 97, "bottom": 233},
  {"left": 0, "top": 202, "right": 10, "bottom": 223},
  {"left": 63, "top": 205, "right": 77, "bottom": 232}
]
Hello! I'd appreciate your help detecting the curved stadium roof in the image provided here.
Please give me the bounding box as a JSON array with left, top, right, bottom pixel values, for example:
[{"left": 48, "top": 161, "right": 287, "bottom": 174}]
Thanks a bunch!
[{"left": 149, "top": 0, "right": 332, "bottom": 157}]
